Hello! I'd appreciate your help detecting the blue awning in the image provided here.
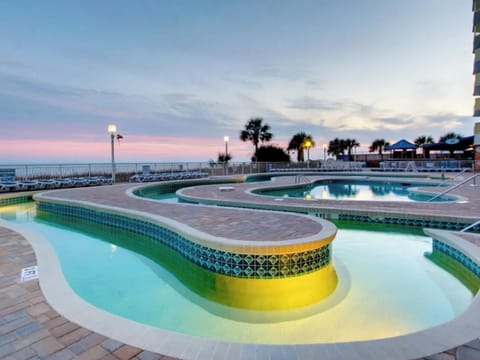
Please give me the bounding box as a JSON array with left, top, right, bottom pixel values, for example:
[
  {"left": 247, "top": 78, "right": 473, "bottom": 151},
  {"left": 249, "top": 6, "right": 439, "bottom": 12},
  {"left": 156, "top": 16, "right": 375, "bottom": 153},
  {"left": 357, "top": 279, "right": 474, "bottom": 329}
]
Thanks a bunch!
[{"left": 385, "top": 139, "right": 418, "bottom": 151}]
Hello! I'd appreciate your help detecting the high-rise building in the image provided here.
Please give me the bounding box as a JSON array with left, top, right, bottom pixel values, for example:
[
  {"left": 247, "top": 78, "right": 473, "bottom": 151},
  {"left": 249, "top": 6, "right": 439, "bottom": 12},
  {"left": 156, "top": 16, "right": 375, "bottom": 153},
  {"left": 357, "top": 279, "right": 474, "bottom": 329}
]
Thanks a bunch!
[{"left": 473, "top": 1, "right": 480, "bottom": 115}]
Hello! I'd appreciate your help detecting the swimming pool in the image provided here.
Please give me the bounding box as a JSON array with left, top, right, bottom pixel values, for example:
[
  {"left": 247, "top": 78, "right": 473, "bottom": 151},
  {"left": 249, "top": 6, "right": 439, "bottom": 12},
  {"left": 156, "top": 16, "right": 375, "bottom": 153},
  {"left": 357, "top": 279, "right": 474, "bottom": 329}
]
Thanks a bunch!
[
  {"left": 1, "top": 202, "right": 475, "bottom": 344},
  {"left": 252, "top": 179, "right": 454, "bottom": 202}
]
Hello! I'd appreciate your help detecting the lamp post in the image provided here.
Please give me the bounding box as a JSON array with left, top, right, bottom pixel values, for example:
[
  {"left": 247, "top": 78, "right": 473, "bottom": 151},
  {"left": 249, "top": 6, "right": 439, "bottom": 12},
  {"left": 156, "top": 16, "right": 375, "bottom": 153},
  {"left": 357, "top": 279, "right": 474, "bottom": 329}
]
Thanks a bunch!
[
  {"left": 108, "top": 124, "right": 117, "bottom": 183},
  {"left": 224, "top": 136, "right": 229, "bottom": 176},
  {"left": 304, "top": 140, "right": 312, "bottom": 168},
  {"left": 323, "top": 144, "right": 327, "bottom": 168}
]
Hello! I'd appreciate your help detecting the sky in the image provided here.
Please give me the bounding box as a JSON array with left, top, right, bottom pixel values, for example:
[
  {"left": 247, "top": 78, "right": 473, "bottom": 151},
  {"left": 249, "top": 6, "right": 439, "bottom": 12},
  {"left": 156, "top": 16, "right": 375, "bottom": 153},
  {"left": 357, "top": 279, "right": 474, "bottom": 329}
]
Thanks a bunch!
[{"left": 0, "top": 0, "right": 477, "bottom": 163}]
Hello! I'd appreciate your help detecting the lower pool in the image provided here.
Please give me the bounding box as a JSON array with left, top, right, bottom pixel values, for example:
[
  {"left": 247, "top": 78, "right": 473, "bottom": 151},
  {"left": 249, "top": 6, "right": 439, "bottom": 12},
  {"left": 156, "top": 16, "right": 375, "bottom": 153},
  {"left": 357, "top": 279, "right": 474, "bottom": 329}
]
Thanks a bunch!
[
  {"left": 253, "top": 179, "right": 453, "bottom": 202},
  {"left": 0, "top": 202, "right": 474, "bottom": 343}
]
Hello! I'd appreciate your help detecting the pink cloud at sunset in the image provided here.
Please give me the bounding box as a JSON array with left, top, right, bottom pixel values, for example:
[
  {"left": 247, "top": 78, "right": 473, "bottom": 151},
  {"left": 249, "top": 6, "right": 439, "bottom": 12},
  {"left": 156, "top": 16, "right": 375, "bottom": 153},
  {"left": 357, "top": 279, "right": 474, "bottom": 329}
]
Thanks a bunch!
[{"left": 0, "top": 135, "right": 257, "bottom": 164}]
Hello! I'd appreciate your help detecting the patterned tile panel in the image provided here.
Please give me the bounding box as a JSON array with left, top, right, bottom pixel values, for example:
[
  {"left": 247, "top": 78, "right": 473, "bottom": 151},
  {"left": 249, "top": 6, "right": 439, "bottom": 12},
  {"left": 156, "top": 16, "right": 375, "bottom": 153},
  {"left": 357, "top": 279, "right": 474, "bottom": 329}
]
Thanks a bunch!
[
  {"left": 0, "top": 195, "right": 31, "bottom": 207},
  {"left": 337, "top": 213, "right": 473, "bottom": 232},
  {"left": 37, "top": 201, "right": 332, "bottom": 279},
  {"left": 432, "top": 239, "right": 480, "bottom": 278}
]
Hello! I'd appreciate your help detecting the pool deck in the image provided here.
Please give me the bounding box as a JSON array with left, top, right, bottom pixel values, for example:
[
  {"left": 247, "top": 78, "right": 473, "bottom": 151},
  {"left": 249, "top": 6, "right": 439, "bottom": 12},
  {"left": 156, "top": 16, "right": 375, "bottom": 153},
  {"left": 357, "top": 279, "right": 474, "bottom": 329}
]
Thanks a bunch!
[
  {"left": 1, "top": 173, "right": 480, "bottom": 359},
  {"left": 178, "top": 175, "right": 480, "bottom": 223}
]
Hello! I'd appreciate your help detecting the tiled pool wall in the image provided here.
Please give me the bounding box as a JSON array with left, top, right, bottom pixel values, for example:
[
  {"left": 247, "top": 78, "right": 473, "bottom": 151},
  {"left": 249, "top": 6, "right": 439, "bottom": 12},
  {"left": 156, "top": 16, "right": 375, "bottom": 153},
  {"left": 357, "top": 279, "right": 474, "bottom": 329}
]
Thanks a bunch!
[
  {"left": 182, "top": 198, "right": 477, "bottom": 233},
  {"left": 432, "top": 239, "right": 480, "bottom": 279},
  {"left": 335, "top": 213, "right": 473, "bottom": 231},
  {"left": 36, "top": 200, "right": 332, "bottom": 280},
  {"left": 0, "top": 194, "right": 32, "bottom": 206}
]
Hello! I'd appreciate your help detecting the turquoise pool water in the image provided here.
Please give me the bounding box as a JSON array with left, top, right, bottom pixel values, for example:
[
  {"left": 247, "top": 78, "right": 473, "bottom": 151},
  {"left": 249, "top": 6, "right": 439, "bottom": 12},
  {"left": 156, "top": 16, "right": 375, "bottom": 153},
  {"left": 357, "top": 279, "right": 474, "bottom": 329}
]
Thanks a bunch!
[
  {"left": 147, "top": 193, "right": 179, "bottom": 202},
  {"left": 254, "top": 179, "right": 452, "bottom": 202},
  {"left": 1, "top": 202, "right": 473, "bottom": 343}
]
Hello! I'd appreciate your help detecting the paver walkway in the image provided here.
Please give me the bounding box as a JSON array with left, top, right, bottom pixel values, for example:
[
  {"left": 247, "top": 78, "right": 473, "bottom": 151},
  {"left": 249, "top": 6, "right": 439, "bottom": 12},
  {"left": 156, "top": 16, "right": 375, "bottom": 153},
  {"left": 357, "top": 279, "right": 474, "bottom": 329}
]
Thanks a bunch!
[{"left": 36, "top": 183, "right": 324, "bottom": 242}]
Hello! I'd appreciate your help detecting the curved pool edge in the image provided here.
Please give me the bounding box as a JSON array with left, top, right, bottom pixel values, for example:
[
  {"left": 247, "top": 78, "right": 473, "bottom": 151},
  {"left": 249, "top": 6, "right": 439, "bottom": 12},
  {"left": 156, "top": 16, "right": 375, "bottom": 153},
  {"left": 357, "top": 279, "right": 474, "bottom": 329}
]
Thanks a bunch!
[
  {"left": 1, "top": 219, "right": 480, "bottom": 359},
  {"left": 34, "top": 190, "right": 336, "bottom": 251},
  {"left": 177, "top": 178, "right": 478, "bottom": 231},
  {"left": 33, "top": 190, "right": 339, "bottom": 310},
  {"left": 246, "top": 176, "right": 464, "bottom": 203}
]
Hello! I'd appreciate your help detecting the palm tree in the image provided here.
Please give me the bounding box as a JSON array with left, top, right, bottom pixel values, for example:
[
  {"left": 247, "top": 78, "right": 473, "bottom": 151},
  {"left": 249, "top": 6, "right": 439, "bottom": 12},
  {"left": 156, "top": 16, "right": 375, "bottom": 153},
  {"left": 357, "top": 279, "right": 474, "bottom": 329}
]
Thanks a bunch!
[
  {"left": 438, "top": 132, "right": 463, "bottom": 143},
  {"left": 287, "top": 132, "right": 315, "bottom": 162},
  {"left": 327, "top": 138, "right": 347, "bottom": 159},
  {"left": 414, "top": 135, "right": 434, "bottom": 158},
  {"left": 239, "top": 118, "right": 273, "bottom": 157},
  {"left": 438, "top": 132, "right": 463, "bottom": 156},
  {"left": 414, "top": 135, "right": 434, "bottom": 147},
  {"left": 344, "top": 138, "right": 360, "bottom": 160},
  {"left": 369, "top": 139, "right": 390, "bottom": 159}
]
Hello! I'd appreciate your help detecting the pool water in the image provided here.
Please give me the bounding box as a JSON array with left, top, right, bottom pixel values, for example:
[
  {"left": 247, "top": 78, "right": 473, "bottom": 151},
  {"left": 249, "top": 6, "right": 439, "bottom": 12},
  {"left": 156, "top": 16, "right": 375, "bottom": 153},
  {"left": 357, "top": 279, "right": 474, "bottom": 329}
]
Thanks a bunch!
[
  {"left": 147, "top": 193, "right": 179, "bottom": 203},
  {"left": 255, "top": 179, "right": 451, "bottom": 202},
  {"left": 0, "top": 203, "right": 473, "bottom": 343}
]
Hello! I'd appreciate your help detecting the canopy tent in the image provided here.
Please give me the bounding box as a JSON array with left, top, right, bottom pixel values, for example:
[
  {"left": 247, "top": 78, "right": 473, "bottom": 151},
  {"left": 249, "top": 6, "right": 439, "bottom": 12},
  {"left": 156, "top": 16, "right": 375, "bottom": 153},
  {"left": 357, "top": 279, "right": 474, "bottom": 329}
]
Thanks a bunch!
[
  {"left": 422, "top": 136, "right": 473, "bottom": 158},
  {"left": 386, "top": 139, "right": 418, "bottom": 159},
  {"left": 385, "top": 139, "right": 418, "bottom": 151}
]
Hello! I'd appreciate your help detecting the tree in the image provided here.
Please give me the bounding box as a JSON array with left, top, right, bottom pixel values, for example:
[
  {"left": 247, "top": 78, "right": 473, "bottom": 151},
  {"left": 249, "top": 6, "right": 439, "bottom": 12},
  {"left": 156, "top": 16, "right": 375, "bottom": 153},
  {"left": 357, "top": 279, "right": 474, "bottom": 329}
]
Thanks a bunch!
[
  {"left": 438, "top": 132, "right": 463, "bottom": 156},
  {"left": 287, "top": 132, "right": 315, "bottom": 162},
  {"left": 254, "top": 145, "right": 290, "bottom": 162},
  {"left": 414, "top": 136, "right": 434, "bottom": 158},
  {"left": 414, "top": 135, "right": 434, "bottom": 147},
  {"left": 369, "top": 138, "right": 390, "bottom": 159},
  {"left": 344, "top": 138, "right": 360, "bottom": 160},
  {"left": 217, "top": 153, "right": 232, "bottom": 163},
  {"left": 239, "top": 118, "right": 273, "bottom": 157},
  {"left": 328, "top": 138, "right": 347, "bottom": 159},
  {"left": 438, "top": 132, "right": 463, "bottom": 143}
]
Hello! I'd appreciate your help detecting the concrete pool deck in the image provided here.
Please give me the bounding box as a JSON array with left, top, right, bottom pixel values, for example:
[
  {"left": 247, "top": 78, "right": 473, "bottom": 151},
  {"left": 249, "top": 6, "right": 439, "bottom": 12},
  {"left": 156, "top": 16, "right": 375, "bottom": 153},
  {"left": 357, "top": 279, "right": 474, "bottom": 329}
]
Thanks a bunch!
[{"left": 1, "top": 173, "right": 480, "bottom": 359}]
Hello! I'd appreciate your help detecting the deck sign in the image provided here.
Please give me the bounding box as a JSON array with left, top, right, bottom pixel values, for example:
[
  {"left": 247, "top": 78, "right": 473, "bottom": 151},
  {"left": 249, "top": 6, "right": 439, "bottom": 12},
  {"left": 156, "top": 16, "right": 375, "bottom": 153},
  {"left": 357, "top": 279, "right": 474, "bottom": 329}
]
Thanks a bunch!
[{"left": 21, "top": 265, "right": 39, "bottom": 282}]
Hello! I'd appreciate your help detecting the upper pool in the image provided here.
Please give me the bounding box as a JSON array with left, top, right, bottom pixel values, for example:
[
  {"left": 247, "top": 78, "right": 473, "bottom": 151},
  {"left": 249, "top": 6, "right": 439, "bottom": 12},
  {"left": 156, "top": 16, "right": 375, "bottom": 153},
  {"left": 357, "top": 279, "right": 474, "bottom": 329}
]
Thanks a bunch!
[{"left": 253, "top": 179, "right": 454, "bottom": 202}]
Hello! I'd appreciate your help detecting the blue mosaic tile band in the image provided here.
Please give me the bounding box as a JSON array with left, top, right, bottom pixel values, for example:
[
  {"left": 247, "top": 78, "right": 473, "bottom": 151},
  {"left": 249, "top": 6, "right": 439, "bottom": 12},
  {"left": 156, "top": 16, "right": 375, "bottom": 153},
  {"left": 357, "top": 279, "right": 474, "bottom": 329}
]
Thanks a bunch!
[
  {"left": 337, "top": 213, "right": 473, "bottom": 232},
  {"left": 0, "top": 195, "right": 31, "bottom": 207},
  {"left": 38, "top": 201, "right": 332, "bottom": 279},
  {"left": 433, "top": 239, "right": 480, "bottom": 278}
]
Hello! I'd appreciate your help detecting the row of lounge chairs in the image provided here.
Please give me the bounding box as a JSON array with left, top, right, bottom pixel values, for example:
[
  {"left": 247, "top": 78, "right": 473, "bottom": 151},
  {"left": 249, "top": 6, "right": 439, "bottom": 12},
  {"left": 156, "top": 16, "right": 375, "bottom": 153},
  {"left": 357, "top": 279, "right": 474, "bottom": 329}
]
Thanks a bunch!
[
  {"left": 0, "top": 177, "right": 113, "bottom": 193},
  {"left": 129, "top": 171, "right": 209, "bottom": 183}
]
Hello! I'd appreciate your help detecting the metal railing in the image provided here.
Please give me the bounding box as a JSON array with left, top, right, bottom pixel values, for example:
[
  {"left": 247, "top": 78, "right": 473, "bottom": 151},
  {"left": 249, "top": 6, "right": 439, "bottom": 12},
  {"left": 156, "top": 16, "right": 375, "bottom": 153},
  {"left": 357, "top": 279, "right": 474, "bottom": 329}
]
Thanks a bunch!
[
  {"left": 435, "top": 168, "right": 471, "bottom": 187},
  {"left": 427, "top": 174, "right": 479, "bottom": 202},
  {"left": 0, "top": 159, "right": 477, "bottom": 182},
  {"left": 295, "top": 174, "right": 312, "bottom": 184},
  {"left": 461, "top": 219, "right": 480, "bottom": 233}
]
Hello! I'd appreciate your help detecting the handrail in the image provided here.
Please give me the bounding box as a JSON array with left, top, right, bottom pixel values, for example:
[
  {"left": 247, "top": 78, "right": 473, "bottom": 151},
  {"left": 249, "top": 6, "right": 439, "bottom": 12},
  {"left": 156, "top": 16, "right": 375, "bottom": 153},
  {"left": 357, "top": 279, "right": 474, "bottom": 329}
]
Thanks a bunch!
[
  {"left": 435, "top": 168, "right": 471, "bottom": 187},
  {"left": 460, "top": 219, "right": 480, "bottom": 232},
  {"left": 427, "top": 174, "right": 479, "bottom": 202},
  {"left": 295, "top": 174, "right": 312, "bottom": 184}
]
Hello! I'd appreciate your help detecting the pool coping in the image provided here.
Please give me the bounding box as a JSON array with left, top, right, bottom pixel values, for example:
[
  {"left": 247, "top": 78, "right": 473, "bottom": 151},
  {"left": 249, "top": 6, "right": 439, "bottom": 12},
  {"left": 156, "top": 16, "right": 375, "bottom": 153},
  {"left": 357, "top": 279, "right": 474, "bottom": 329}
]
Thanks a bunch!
[
  {"left": 177, "top": 175, "right": 480, "bottom": 229},
  {"left": 2, "top": 180, "right": 480, "bottom": 359},
  {"left": 33, "top": 190, "right": 337, "bottom": 253}
]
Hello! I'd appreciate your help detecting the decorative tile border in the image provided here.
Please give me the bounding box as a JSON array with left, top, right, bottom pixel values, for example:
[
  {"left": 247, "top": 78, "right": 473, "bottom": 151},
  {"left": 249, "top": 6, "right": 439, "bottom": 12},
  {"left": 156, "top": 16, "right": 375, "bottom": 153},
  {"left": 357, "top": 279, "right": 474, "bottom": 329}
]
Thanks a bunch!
[
  {"left": 432, "top": 239, "right": 480, "bottom": 278},
  {"left": 0, "top": 195, "right": 31, "bottom": 207},
  {"left": 37, "top": 201, "right": 331, "bottom": 279},
  {"left": 336, "top": 213, "right": 472, "bottom": 231}
]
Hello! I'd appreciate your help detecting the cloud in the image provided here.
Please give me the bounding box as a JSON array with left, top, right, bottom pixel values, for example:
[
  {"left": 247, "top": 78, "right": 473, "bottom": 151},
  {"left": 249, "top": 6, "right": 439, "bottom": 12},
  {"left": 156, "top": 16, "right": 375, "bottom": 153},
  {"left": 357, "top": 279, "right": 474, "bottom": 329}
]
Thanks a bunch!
[
  {"left": 220, "top": 75, "right": 263, "bottom": 89},
  {"left": 253, "top": 65, "right": 316, "bottom": 82},
  {"left": 0, "top": 51, "right": 29, "bottom": 69},
  {"left": 288, "top": 97, "right": 344, "bottom": 111},
  {"left": 0, "top": 73, "right": 238, "bottom": 141}
]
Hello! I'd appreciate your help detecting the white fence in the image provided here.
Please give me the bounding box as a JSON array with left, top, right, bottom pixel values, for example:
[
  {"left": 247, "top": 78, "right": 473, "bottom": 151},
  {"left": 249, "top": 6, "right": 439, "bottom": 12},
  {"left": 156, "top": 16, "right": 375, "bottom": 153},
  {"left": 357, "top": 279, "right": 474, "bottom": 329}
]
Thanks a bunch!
[{"left": 0, "top": 159, "right": 477, "bottom": 182}]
